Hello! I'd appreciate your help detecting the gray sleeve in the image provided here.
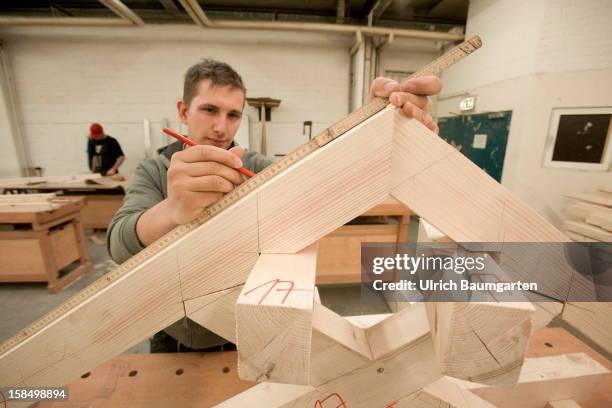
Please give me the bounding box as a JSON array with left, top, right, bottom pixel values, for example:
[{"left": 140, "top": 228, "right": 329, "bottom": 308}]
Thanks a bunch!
[
  {"left": 106, "top": 160, "right": 164, "bottom": 264},
  {"left": 244, "top": 150, "right": 274, "bottom": 173}
]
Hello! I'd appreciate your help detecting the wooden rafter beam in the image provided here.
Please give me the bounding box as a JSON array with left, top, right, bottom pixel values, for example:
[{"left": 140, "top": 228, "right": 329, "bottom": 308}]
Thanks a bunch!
[
  {"left": 98, "top": 0, "right": 145, "bottom": 26},
  {"left": 0, "top": 16, "right": 131, "bottom": 26},
  {"left": 158, "top": 0, "right": 181, "bottom": 14},
  {"left": 177, "top": 0, "right": 214, "bottom": 27},
  {"left": 336, "top": 0, "right": 346, "bottom": 24}
]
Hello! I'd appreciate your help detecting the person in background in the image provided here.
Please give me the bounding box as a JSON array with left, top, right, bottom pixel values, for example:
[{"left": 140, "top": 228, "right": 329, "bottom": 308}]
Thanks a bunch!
[{"left": 87, "top": 123, "right": 125, "bottom": 176}]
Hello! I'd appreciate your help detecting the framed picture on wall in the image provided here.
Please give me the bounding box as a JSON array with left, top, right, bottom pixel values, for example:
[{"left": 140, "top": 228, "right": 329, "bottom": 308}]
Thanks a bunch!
[{"left": 543, "top": 107, "right": 612, "bottom": 171}]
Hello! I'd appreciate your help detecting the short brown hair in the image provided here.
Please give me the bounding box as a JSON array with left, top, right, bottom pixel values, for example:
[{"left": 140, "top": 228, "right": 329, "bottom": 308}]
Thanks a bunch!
[{"left": 183, "top": 58, "right": 246, "bottom": 106}]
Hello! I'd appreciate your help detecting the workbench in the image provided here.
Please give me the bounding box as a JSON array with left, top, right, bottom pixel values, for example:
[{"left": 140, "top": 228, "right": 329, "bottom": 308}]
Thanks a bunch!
[
  {"left": 36, "top": 328, "right": 611, "bottom": 407},
  {"left": 316, "top": 195, "right": 411, "bottom": 284},
  {"left": 0, "top": 196, "right": 92, "bottom": 292},
  {"left": 0, "top": 174, "right": 127, "bottom": 230}
]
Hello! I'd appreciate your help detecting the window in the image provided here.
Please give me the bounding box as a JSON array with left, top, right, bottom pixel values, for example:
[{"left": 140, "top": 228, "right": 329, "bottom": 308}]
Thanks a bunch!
[{"left": 543, "top": 107, "right": 612, "bottom": 171}]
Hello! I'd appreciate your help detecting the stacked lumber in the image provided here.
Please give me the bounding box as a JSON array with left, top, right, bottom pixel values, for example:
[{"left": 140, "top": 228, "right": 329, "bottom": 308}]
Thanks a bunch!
[
  {"left": 560, "top": 188, "right": 612, "bottom": 355},
  {"left": 563, "top": 188, "right": 612, "bottom": 242},
  {"left": 0, "top": 193, "right": 68, "bottom": 211}
]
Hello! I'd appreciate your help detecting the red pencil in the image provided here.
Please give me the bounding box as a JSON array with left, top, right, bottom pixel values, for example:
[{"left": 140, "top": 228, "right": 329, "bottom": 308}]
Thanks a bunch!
[{"left": 162, "top": 127, "right": 255, "bottom": 178}]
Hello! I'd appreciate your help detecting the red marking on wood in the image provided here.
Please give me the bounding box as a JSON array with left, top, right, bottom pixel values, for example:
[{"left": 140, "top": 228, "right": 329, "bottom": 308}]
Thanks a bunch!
[
  {"left": 314, "top": 392, "right": 347, "bottom": 408},
  {"left": 243, "top": 279, "right": 311, "bottom": 305},
  {"left": 385, "top": 401, "right": 399, "bottom": 408}
]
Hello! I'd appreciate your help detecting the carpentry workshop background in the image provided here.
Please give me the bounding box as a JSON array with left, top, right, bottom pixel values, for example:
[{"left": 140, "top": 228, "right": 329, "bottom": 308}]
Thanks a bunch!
[{"left": 0, "top": 1, "right": 611, "bottom": 407}]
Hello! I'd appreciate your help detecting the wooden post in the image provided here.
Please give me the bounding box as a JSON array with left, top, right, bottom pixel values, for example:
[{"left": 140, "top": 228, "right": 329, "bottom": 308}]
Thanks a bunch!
[{"left": 236, "top": 244, "right": 318, "bottom": 384}]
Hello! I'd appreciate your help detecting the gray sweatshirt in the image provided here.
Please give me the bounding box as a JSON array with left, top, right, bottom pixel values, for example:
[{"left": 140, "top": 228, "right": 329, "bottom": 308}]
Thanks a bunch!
[{"left": 107, "top": 140, "right": 273, "bottom": 348}]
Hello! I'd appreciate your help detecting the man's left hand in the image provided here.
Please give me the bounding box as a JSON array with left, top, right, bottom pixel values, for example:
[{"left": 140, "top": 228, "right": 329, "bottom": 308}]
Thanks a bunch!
[
  {"left": 369, "top": 75, "right": 443, "bottom": 134},
  {"left": 106, "top": 168, "right": 117, "bottom": 176}
]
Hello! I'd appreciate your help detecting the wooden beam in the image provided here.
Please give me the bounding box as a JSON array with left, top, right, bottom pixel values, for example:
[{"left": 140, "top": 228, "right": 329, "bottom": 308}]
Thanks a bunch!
[
  {"left": 564, "top": 221, "right": 612, "bottom": 242},
  {"left": 0, "top": 247, "right": 184, "bottom": 389},
  {"left": 546, "top": 400, "right": 582, "bottom": 408},
  {"left": 416, "top": 219, "right": 563, "bottom": 330},
  {"left": 562, "top": 302, "right": 612, "bottom": 355},
  {"left": 396, "top": 377, "right": 497, "bottom": 408},
  {"left": 177, "top": 193, "right": 259, "bottom": 300},
  {"left": 389, "top": 113, "right": 577, "bottom": 302},
  {"left": 222, "top": 320, "right": 440, "bottom": 407},
  {"left": 177, "top": 0, "right": 214, "bottom": 27},
  {"left": 365, "top": 301, "right": 431, "bottom": 360},
  {"left": 372, "top": 0, "right": 394, "bottom": 21},
  {"left": 461, "top": 353, "right": 610, "bottom": 408},
  {"left": 310, "top": 303, "right": 373, "bottom": 386},
  {"left": 258, "top": 107, "right": 393, "bottom": 253},
  {"left": 185, "top": 285, "right": 243, "bottom": 343},
  {"left": 427, "top": 301, "right": 533, "bottom": 388},
  {"left": 98, "top": 0, "right": 145, "bottom": 26},
  {"left": 585, "top": 213, "right": 612, "bottom": 232},
  {"left": 597, "top": 186, "right": 612, "bottom": 195},
  {"left": 409, "top": 220, "right": 535, "bottom": 387},
  {"left": 564, "top": 192, "right": 612, "bottom": 208},
  {"left": 236, "top": 244, "right": 318, "bottom": 384},
  {"left": 0, "top": 193, "right": 56, "bottom": 203},
  {"left": 0, "top": 16, "right": 131, "bottom": 26}
]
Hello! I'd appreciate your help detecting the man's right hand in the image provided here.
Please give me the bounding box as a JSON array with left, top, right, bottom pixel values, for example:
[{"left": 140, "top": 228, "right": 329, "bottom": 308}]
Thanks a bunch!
[{"left": 166, "top": 145, "right": 246, "bottom": 225}]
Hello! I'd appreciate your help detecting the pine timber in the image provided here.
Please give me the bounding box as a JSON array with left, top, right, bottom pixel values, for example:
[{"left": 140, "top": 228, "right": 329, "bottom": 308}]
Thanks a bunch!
[
  {"left": 585, "top": 213, "right": 612, "bottom": 232},
  {"left": 597, "top": 186, "right": 612, "bottom": 195},
  {"left": 389, "top": 111, "right": 580, "bottom": 303},
  {"left": 564, "top": 221, "right": 612, "bottom": 242},
  {"left": 220, "top": 312, "right": 441, "bottom": 408},
  {"left": 236, "top": 244, "right": 318, "bottom": 384},
  {"left": 416, "top": 219, "right": 564, "bottom": 330},
  {"left": 395, "top": 377, "right": 498, "bottom": 408},
  {"left": 395, "top": 352, "right": 608, "bottom": 408},
  {"left": 185, "top": 285, "right": 244, "bottom": 344},
  {"left": 561, "top": 302, "right": 612, "bottom": 355},
  {"left": 258, "top": 107, "right": 394, "bottom": 253},
  {"left": 420, "top": 245, "right": 535, "bottom": 387},
  {"left": 564, "top": 192, "right": 612, "bottom": 208},
  {"left": 564, "top": 202, "right": 612, "bottom": 222},
  {"left": 546, "top": 401, "right": 583, "bottom": 408},
  {"left": 459, "top": 353, "right": 609, "bottom": 408},
  {"left": 427, "top": 301, "right": 534, "bottom": 388},
  {"left": 0, "top": 247, "right": 184, "bottom": 397},
  {"left": 177, "top": 193, "right": 259, "bottom": 300},
  {"left": 309, "top": 302, "right": 373, "bottom": 386}
]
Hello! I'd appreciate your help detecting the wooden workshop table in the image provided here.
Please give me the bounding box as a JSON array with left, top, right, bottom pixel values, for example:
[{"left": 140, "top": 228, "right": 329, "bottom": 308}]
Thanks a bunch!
[
  {"left": 0, "top": 197, "right": 92, "bottom": 292},
  {"left": 316, "top": 195, "right": 411, "bottom": 284},
  {"left": 0, "top": 176, "right": 127, "bottom": 230},
  {"left": 37, "top": 328, "right": 611, "bottom": 408}
]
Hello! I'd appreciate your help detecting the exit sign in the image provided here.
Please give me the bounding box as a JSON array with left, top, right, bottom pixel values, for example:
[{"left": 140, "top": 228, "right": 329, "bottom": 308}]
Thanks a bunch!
[{"left": 460, "top": 96, "right": 476, "bottom": 111}]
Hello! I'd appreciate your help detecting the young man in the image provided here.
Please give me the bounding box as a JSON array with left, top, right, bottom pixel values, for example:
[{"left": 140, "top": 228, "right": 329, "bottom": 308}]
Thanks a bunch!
[
  {"left": 108, "top": 59, "right": 442, "bottom": 352},
  {"left": 87, "top": 123, "right": 125, "bottom": 176}
]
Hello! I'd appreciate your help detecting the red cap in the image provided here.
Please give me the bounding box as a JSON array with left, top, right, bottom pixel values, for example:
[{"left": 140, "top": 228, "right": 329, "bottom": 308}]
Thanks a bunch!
[{"left": 90, "top": 123, "right": 103, "bottom": 138}]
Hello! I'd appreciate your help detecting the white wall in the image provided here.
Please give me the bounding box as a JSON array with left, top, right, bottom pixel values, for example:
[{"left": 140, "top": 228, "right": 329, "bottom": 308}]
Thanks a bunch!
[
  {"left": 0, "top": 25, "right": 353, "bottom": 176},
  {"left": 0, "top": 74, "right": 21, "bottom": 177},
  {"left": 379, "top": 38, "right": 440, "bottom": 78},
  {"left": 437, "top": 0, "right": 612, "bottom": 227}
]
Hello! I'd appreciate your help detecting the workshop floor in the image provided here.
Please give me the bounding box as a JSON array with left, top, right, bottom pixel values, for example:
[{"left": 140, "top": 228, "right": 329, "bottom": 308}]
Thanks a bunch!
[{"left": 0, "top": 222, "right": 417, "bottom": 353}]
